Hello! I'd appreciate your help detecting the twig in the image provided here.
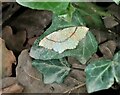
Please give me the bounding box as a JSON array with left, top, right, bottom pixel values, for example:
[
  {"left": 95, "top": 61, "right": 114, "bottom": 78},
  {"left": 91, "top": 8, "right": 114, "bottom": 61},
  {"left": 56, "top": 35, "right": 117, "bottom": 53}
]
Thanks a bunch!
[
  {"left": 24, "top": 68, "right": 40, "bottom": 81},
  {"left": 63, "top": 83, "right": 86, "bottom": 94}
]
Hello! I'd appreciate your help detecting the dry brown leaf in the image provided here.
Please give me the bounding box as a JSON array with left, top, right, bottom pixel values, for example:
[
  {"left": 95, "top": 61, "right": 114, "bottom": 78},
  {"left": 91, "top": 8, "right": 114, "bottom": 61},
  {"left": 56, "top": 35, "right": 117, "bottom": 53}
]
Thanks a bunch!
[
  {"left": 103, "top": 16, "right": 119, "bottom": 28},
  {"left": 16, "top": 49, "right": 68, "bottom": 93},
  {"left": 91, "top": 29, "right": 107, "bottom": 44},
  {"left": 2, "top": 2, "right": 21, "bottom": 23},
  {"left": 2, "top": 83, "right": 24, "bottom": 93},
  {"left": 108, "top": 4, "right": 120, "bottom": 21},
  {"left": 10, "top": 10, "right": 52, "bottom": 39},
  {"left": 27, "top": 37, "right": 38, "bottom": 46},
  {"left": 2, "top": 26, "right": 27, "bottom": 53},
  {"left": 2, "top": 77, "right": 17, "bottom": 89},
  {"left": 2, "top": 10, "right": 52, "bottom": 53},
  {"left": 99, "top": 40, "right": 117, "bottom": 59},
  {"left": 0, "top": 38, "right": 16, "bottom": 78},
  {"left": 16, "top": 49, "right": 87, "bottom": 93}
]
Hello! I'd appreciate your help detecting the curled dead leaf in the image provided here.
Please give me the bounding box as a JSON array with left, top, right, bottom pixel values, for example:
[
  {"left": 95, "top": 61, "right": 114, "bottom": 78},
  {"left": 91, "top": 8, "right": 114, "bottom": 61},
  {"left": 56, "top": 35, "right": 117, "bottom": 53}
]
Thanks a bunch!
[{"left": 0, "top": 38, "right": 16, "bottom": 78}]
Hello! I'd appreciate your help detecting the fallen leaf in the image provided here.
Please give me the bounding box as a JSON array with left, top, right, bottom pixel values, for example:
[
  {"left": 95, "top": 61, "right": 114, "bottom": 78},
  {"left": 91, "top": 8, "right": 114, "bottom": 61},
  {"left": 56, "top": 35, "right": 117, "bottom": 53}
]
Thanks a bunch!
[
  {"left": 16, "top": 49, "right": 86, "bottom": 93},
  {"left": 2, "top": 2, "right": 21, "bottom": 23},
  {"left": 0, "top": 38, "right": 16, "bottom": 78},
  {"left": 68, "top": 57, "right": 86, "bottom": 70},
  {"left": 108, "top": 4, "right": 120, "bottom": 20},
  {"left": 99, "top": 40, "right": 117, "bottom": 59},
  {"left": 27, "top": 37, "right": 38, "bottom": 46},
  {"left": 103, "top": 16, "right": 119, "bottom": 28},
  {"left": 2, "top": 26, "right": 27, "bottom": 53},
  {"left": 16, "top": 49, "right": 69, "bottom": 93},
  {"left": 2, "top": 9, "right": 52, "bottom": 53},
  {"left": 2, "top": 77, "right": 17, "bottom": 89},
  {"left": 10, "top": 9, "right": 52, "bottom": 39},
  {"left": 91, "top": 29, "right": 107, "bottom": 44},
  {"left": 2, "top": 83, "right": 24, "bottom": 93}
]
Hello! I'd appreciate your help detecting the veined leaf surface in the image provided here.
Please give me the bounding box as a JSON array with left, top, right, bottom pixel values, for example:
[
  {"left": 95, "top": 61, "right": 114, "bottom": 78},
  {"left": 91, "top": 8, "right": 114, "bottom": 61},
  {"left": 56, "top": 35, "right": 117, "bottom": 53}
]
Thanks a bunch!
[
  {"left": 112, "top": 51, "right": 120, "bottom": 83},
  {"left": 85, "top": 59, "right": 114, "bottom": 93},
  {"left": 85, "top": 51, "right": 120, "bottom": 93},
  {"left": 32, "top": 59, "right": 71, "bottom": 84}
]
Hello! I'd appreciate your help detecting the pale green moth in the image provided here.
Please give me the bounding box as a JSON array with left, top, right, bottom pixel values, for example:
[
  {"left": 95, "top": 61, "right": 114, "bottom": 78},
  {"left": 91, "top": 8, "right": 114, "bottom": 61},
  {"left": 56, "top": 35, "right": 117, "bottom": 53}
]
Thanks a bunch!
[{"left": 39, "top": 26, "right": 89, "bottom": 53}]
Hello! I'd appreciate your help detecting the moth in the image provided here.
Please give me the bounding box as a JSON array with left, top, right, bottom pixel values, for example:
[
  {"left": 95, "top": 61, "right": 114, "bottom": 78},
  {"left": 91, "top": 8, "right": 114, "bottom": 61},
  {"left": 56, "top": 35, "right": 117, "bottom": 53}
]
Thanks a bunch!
[{"left": 39, "top": 26, "right": 89, "bottom": 53}]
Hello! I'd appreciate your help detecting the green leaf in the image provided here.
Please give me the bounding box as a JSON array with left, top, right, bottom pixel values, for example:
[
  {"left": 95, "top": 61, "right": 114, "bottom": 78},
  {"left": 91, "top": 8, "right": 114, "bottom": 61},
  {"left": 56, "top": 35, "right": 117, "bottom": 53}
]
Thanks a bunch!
[
  {"left": 58, "top": 3, "right": 76, "bottom": 22},
  {"left": 16, "top": 1, "right": 69, "bottom": 15},
  {"left": 113, "top": 0, "right": 120, "bottom": 5},
  {"left": 72, "top": 10, "right": 86, "bottom": 26},
  {"left": 72, "top": 2, "right": 111, "bottom": 29},
  {"left": 77, "top": 9, "right": 104, "bottom": 29},
  {"left": 85, "top": 59, "right": 114, "bottom": 93},
  {"left": 112, "top": 51, "right": 120, "bottom": 83},
  {"left": 85, "top": 51, "right": 120, "bottom": 93},
  {"left": 73, "top": 2, "right": 111, "bottom": 17},
  {"left": 32, "top": 59, "right": 71, "bottom": 84},
  {"left": 30, "top": 14, "right": 98, "bottom": 64}
]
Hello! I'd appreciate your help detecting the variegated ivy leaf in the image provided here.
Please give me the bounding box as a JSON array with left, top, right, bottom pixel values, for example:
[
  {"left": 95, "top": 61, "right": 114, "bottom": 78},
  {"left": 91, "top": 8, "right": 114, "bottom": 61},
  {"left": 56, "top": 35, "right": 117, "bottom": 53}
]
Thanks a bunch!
[{"left": 85, "top": 51, "right": 120, "bottom": 93}]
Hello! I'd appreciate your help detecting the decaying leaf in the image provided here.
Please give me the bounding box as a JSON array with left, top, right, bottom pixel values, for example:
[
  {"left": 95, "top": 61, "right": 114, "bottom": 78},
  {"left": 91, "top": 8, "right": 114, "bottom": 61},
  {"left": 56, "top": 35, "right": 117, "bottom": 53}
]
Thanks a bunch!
[
  {"left": 2, "top": 3, "right": 21, "bottom": 23},
  {"left": 103, "top": 16, "right": 119, "bottom": 28},
  {"left": 2, "top": 77, "right": 17, "bottom": 89},
  {"left": 108, "top": 4, "right": 120, "bottom": 20},
  {"left": 99, "top": 40, "right": 117, "bottom": 59},
  {"left": 2, "top": 10, "right": 52, "bottom": 52},
  {"left": 10, "top": 9, "right": 52, "bottom": 39},
  {"left": 28, "top": 37, "right": 38, "bottom": 46},
  {"left": 39, "top": 26, "right": 89, "bottom": 53},
  {"left": 0, "top": 38, "right": 16, "bottom": 78},
  {"left": 91, "top": 29, "right": 107, "bottom": 44},
  {"left": 2, "top": 83, "right": 24, "bottom": 93},
  {"left": 16, "top": 49, "right": 86, "bottom": 93},
  {"left": 2, "top": 26, "right": 26, "bottom": 53}
]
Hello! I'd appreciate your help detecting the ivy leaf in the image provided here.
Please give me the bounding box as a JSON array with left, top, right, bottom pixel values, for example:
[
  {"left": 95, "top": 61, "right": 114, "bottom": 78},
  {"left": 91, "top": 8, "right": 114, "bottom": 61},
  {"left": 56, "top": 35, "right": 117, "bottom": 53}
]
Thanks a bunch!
[
  {"left": 30, "top": 14, "right": 98, "bottom": 64},
  {"left": 72, "top": 2, "right": 111, "bottom": 29},
  {"left": 112, "top": 51, "right": 120, "bottom": 83},
  {"left": 85, "top": 51, "right": 120, "bottom": 93},
  {"left": 16, "top": 1, "right": 69, "bottom": 15},
  {"left": 72, "top": 10, "right": 86, "bottom": 26},
  {"left": 85, "top": 59, "right": 114, "bottom": 93},
  {"left": 77, "top": 9, "right": 104, "bottom": 29},
  {"left": 113, "top": 0, "right": 120, "bottom": 5},
  {"left": 32, "top": 59, "right": 71, "bottom": 84},
  {"left": 58, "top": 3, "right": 76, "bottom": 22}
]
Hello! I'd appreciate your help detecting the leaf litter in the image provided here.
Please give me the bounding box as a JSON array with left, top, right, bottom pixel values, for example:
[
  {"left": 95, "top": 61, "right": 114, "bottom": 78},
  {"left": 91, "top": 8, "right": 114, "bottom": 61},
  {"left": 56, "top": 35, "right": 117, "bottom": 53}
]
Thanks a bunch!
[{"left": 1, "top": 2, "right": 120, "bottom": 94}]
